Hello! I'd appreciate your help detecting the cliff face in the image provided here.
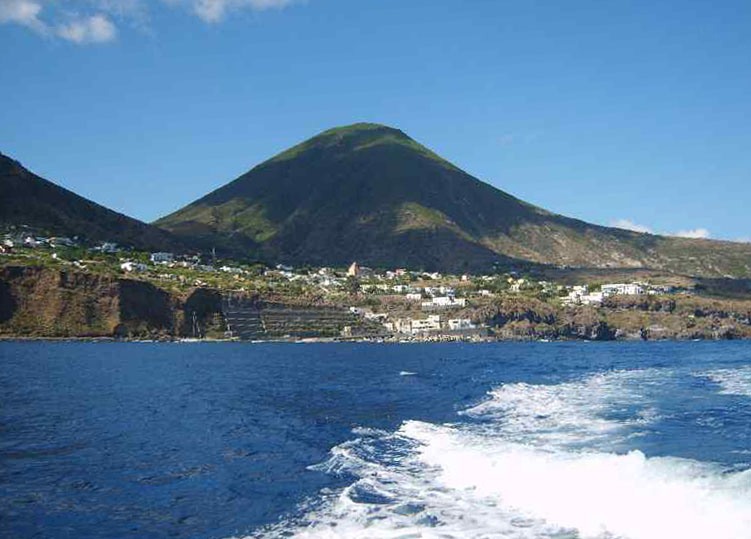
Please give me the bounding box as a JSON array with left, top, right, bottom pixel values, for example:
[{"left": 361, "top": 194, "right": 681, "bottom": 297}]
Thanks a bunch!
[
  {"left": 1, "top": 266, "right": 750, "bottom": 341},
  {"left": 0, "top": 267, "right": 224, "bottom": 339},
  {"left": 477, "top": 294, "right": 751, "bottom": 341},
  {"left": 0, "top": 266, "right": 121, "bottom": 337}
]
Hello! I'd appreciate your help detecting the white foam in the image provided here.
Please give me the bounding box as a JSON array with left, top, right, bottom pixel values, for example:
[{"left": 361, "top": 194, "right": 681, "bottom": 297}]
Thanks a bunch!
[
  {"left": 245, "top": 369, "right": 751, "bottom": 539},
  {"left": 462, "top": 369, "right": 662, "bottom": 449},
  {"left": 702, "top": 366, "right": 751, "bottom": 397},
  {"left": 406, "top": 421, "right": 751, "bottom": 539},
  {"left": 399, "top": 371, "right": 416, "bottom": 376}
]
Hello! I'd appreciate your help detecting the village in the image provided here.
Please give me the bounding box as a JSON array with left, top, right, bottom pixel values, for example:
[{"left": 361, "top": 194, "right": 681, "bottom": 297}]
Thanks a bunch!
[{"left": 1, "top": 226, "right": 704, "bottom": 341}]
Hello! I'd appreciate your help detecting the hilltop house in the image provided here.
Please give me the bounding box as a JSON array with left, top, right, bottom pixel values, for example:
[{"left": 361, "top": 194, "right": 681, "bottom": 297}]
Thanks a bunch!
[
  {"left": 601, "top": 283, "right": 646, "bottom": 297},
  {"left": 563, "top": 285, "right": 604, "bottom": 306},
  {"left": 150, "top": 252, "right": 174, "bottom": 264},
  {"left": 49, "top": 237, "right": 76, "bottom": 247},
  {"left": 121, "top": 261, "right": 148, "bottom": 272},
  {"left": 422, "top": 296, "right": 467, "bottom": 310},
  {"left": 97, "top": 242, "right": 120, "bottom": 254}
]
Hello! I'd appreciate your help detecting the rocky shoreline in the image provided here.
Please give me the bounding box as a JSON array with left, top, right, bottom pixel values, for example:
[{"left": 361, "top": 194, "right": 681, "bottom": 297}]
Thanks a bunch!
[{"left": 2, "top": 266, "right": 750, "bottom": 342}]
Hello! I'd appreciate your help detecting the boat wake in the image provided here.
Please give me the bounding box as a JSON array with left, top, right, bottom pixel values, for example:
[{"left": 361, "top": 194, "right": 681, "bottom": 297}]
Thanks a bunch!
[
  {"left": 247, "top": 369, "right": 751, "bottom": 539},
  {"left": 700, "top": 365, "right": 751, "bottom": 397}
]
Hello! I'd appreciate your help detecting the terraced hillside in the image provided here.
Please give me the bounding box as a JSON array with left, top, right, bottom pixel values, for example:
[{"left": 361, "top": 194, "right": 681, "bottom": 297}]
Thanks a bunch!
[{"left": 222, "top": 295, "right": 382, "bottom": 339}]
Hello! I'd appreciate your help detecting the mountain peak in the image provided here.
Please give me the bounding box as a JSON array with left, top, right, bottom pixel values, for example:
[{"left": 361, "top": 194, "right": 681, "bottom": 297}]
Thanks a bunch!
[
  {"left": 319, "top": 122, "right": 405, "bottom": 137},
  {"left": 154, "top": 125, "right": 751, "bottom": 276},
  {"left": 268, "top": 122, "right": 449, "bottom": 169}
]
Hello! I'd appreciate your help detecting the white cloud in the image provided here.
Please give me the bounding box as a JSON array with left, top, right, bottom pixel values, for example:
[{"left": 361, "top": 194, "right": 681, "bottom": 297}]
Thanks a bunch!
[
  {"left": 672, "top": 228, "right": 711, "bottom": 239},
  {"left": 610, "top": 219, "right": 715, "bottom": 240},
  {"left": 0, "top": 0, "right": 300, "bottom": 40},
  {"left": 57, "top": 14, "right": 117, "bottom": 43},
  {"left": 190, "top": 0, "right": 296, "bottom": 23},
  {"left": 610, "top": 219, "right": 653, "bottom": 234},
  {"left": 89, "top": 0, "right": 150, "bottom": 29},
  {"left": 0, "top": 0, "right": 118, "bottom": 43},
  {"left": 0, "top": 0, "right": 47, "bottom": 33}
]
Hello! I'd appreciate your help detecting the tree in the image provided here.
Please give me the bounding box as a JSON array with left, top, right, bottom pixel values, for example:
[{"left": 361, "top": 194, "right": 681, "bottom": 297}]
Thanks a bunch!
[{"left": 344, "top": 276, "right": 361, "bottom": 295}]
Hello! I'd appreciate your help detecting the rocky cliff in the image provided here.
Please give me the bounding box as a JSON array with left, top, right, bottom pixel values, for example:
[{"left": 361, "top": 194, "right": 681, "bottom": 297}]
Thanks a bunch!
[
  {"left": 2, "top": 266, "right": 750, "bottom": 341},
  {"left": 0, "top": 266, "right": 224, "bottom": 339}
]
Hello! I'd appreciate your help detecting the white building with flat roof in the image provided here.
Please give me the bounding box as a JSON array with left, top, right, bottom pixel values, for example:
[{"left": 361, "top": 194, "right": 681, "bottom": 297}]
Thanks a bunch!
[
  {"left": 150, "top": 252, "right": 175, "bottom": 264},
  {"left": 448, "top": 318, "right": 475, "bottom": 331},
  {"left": 422, "top": 297, "right": 467, "bottom": 309},
  {"left": 601, "top": 283, "right": 645, "bottom": 297},
  {"left": 411, "top": 315, "right": 442, "bottom": 333}
]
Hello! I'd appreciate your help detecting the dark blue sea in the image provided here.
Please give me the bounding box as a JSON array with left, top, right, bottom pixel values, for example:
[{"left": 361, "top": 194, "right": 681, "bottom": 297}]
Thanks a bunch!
[{"left": 1, "top": 342, "right": 750, "bottom": 539}]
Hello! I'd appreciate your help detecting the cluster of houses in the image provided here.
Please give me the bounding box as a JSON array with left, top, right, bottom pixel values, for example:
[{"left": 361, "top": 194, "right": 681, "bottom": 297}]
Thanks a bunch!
[
  {"left": 262, "top": 262, "right": 497, "bottom": 302},
  {"left": 120, "top": 252, "right": 248, "bottom": 276},
  {"left": 1, "top": 233, "right": 79, "bottom": 253},
  {"left": 1, "top": 239, "right": 686, "bottom": 311},
  {"left": 348, "top": 305, "right": 477, "bottom": 336},
  {"left": 563, "top": 282, "right": 675, "bottom": 305},
  {"left": 381, "top": 314, "right": 478, "bottom": 335}
]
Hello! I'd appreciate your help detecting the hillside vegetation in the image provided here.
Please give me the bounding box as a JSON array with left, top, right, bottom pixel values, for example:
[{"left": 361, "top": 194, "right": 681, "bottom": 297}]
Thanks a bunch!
[
  {"left": 156, "top": 123, "right": 751, "bottom": 276},
  {"left": 0, "top": 153, "right": 181, "bottom": 252}
]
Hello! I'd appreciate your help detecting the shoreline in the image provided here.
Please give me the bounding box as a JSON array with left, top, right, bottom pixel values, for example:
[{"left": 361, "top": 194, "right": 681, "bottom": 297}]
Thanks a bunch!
[{"left": 0, "top": 335, "right": 745, "bottom": 344}]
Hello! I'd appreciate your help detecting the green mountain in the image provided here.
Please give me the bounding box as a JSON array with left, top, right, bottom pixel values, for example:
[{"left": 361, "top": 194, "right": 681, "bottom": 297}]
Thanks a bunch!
[
  {"left": 150, "top": 122, "right": 748, "bottom": 276},
  {"left": 1, "top": 152, "right": 180, "bottom": 251}
]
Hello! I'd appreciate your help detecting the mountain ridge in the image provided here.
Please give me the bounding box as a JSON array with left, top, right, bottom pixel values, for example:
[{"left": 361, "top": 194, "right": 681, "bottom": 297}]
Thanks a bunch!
[
  {"left": 155, "top": 123, "right": 751, "bottom": 277},
  {"left": 0, "top": 152, "right": 182, "bottom": 252}
]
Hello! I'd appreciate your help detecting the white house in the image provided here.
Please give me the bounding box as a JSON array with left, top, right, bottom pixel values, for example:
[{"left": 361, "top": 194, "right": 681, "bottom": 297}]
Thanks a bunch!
[
  {"left": 121, "top": 261, "right": 148, "bottom": 272},
  {"left": 509, "top": 278, "right": 526, "bottom": 292},
  {"left": 99, "top": 242, "right": 120, "bottom": 254},
  {"left": 50, "top": 237, "right": 76, "bottom": 247},
  {"left": 422, "top": 297, "right": 467, "bottom": 309},
  {"left": 448, "top": 318, "right": 475, "bottom": 331},
  {"left": 411, "top": 315, "right": 442, "bottom": 333},
  {"left": 581, "top": 291, "right": 604, "bottom": 305},
  {"left": 23, "top": 236, "right": 41, "bottom": 248},
  {"left": 601, "top": 283, "right": 645, "bottom": 297},
  {"left": 150, "top": 252, "right": 174, "bottom": 264},
  {"left": 563, "top": 285, "right": 604, "bottom": 306},
  {"left": 388, "top": 318, "right": 415, "bottom": 334}
]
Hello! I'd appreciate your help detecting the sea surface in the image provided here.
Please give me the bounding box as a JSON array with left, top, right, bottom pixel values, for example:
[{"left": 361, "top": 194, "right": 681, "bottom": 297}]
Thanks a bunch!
[{"left": 1, "top": 342, "right": 751, "bottom": 539}]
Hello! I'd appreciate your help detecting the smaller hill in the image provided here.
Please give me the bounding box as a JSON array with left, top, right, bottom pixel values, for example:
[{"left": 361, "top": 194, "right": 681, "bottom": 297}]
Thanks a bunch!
[{"left": 0, "top": 152, "right": 181, "bottom": 251}]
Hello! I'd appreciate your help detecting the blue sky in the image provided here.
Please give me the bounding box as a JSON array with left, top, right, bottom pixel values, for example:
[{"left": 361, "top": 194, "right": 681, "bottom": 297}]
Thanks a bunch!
[{"left": 1, "top": 0, "right": 749, "bottom": 241}]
